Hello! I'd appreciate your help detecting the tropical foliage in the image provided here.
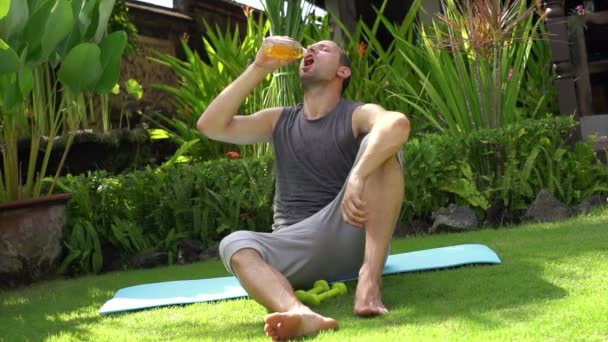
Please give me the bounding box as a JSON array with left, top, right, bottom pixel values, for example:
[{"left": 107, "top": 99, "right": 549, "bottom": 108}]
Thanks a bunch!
[
  {"left": 392, "top": 0, "right": 545, "bottom": 136},
  {"left": 108, "top": 0, "right": 138, "bottom": 55},
  {"left": 56, "top": 155, "right": 275, "bottom": 275},
  {"left": 150, "top": 13, "right": 271, "bottom": 160},
  {"left": 0, "top": 0, "right": 127, "bottom": 202}
]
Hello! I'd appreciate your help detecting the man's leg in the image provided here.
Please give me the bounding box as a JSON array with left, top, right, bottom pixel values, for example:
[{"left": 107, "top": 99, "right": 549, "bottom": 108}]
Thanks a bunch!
[
  {"left": 354, "top": 155, "right": 404, "bottom": 316},
  {"left": 230, "top": 248, "right": 338, "bottom": 340}
]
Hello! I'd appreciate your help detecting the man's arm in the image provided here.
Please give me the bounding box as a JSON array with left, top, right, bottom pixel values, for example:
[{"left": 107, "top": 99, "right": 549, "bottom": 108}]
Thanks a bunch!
[
  {"left": 197, "top": 43, "right": 296, "bottom": 145},
  {"left": 341, "top": 104, "right": 410, "bottom": 228}
]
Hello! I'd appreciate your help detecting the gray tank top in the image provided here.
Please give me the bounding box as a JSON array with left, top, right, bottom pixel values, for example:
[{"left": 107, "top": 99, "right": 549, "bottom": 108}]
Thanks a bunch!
[{"left": 271, "top": 98, "right": 363, "bottom": 230}]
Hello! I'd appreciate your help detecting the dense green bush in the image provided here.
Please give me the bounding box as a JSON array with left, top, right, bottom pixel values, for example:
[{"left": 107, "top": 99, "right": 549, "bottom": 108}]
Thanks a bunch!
[
  {"left": 56, "top": 155, "right": 274, "bottom": 275},
  {"left": 402, "top": 116, "right": 608, "bottom": 222}
]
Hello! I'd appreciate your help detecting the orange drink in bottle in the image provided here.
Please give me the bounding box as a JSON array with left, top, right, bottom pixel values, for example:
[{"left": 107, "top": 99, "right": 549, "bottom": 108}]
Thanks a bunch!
[{"left": 261, "top": 36, "right": 306, "bottom": 60}]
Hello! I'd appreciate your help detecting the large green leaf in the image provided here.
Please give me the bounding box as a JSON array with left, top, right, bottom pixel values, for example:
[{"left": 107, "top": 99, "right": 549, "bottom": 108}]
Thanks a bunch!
[
  {"left": 81, "top": 2, "right": 99, "bottom": 43},
  {"left": 1, "top": 74, "right": 21, "bottom": 108},
  {"left": 0, "top": 0, "right": 9, "bottom": 20},
  {"left": 0, "top": 38, "right": 19, "bottom": 74},
  {"left": 21, "top": 0, "right": 53, "bottom": 62},
  {"left": 55, "top": 0, "right": 83, "bottom": 59},
  {"left": 83, "top": 0, "right": 100, "bottom": 41},
  {"left": 18, "top": 64, "right": 32, "bottom": 97},
  {"left": 93, "top": 30, "right": 126, "bottom": 94},
  {"left": 41, "top": 0, "right": 72, "bottom": 60},
  {"left": 0, "top": 0, "right": 28, "bottom": 42},
  {"left": 57, "top": 42, "right": 101, "bottom": 92},
  {"left": 27, "top": 0, "right": 43, "bottom": 11},
  {"left": 79, "top": 0, "right": 98, "bottom": 32},
  {"left": 93, "top": 0, "right": 115, "bottom": 43}
]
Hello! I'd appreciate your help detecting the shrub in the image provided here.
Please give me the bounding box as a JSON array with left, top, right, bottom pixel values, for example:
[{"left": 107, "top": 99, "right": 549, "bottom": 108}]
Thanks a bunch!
[
  {"left": 402, "top": 116, "right": 608, "bottom": 221},
  {"left": 56, "top": 155, "right": 274, "bottom": 275}
]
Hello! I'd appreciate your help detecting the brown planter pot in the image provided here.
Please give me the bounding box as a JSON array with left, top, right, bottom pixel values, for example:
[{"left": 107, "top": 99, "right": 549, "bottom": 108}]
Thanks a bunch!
[{"left": 0, "top": 193, "right": 72, "bottom": 287}]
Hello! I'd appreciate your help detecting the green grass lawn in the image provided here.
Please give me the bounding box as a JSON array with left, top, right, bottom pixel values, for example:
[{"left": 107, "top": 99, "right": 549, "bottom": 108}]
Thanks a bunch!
[{"left": 1, "top": 208, "right": 607, "bottom": 341}]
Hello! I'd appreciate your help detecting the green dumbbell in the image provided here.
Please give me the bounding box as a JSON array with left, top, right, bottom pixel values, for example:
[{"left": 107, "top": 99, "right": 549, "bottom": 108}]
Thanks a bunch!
[
  {"left": 316, "top": 282, "right": 348, "bottom": 303},
  {"left": 295, "top": 281, "right": 348, "bottom": 307},
  {"left": 295, "top": 280, "right": 330, "bottom": 306}
]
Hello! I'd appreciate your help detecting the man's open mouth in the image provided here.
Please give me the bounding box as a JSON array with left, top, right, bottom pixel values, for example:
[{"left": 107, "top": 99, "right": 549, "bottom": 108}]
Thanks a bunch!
[{"left": 304, "top": 55, "right": 314, "bottom": 67}]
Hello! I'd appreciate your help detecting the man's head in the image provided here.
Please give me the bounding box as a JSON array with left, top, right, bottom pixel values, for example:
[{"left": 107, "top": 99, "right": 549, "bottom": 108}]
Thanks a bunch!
[{"left": 299, "top": 40, "right": 352, "bottom": 95}]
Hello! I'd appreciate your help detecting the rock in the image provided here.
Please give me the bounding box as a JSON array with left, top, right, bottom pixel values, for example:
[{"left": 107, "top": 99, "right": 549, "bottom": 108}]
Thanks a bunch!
[
  {"left": 524, "top": 189, "right": 572, "bottom": 223},
  {"left": 394, "top": 219, "right": 430, "bottom": 237},
  {"left": 575, "top": 194, "right": 607, "bottom": 215},
  {"left": 131, "top": 251, "right": 168, "bottom": 269},
  {"left": 429, "top": 204, "right": 479, "bottom": 233},
  {"left": 200, "top": 242, "right": 220, "bottom": 261},
  {"left": 177, "top": 239, "right": 205, "bottom": 264},
  {"left": 485, "top": 198, "right": 506, "bottom": 227},
  {"left": 596, "top": 136, "right": 608, "bottom": 164},
  {"left": 102, "top": 244, "right": 130, "bottom": 272}
]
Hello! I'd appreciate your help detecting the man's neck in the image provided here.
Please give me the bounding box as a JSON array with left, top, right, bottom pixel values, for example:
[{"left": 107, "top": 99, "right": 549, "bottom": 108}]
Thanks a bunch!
[{"left": 302, "top": 86, "right": 343, "bottom": 120}]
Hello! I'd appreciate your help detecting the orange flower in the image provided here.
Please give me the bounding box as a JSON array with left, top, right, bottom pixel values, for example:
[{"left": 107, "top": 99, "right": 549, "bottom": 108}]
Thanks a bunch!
[
  {"left": 243, "top": 5, "right": 253, "bottom": 17},
  {"left": 534, "top": 0, "right": 545, "bottom": 18},
  {"left": 357, "top": 41, "right": 367, "bottom": 57},
  {"left": 227, "top": 151, "right": 240, "bottom": 159},
  {"left": 181, "top": 32, "right": 190, "bottom": 42}
]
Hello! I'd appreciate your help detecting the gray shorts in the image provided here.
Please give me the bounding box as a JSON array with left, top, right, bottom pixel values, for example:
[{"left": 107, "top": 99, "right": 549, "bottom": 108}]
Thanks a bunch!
[{"left": 218, "top": 136, "right": 403, "bottom": 289}]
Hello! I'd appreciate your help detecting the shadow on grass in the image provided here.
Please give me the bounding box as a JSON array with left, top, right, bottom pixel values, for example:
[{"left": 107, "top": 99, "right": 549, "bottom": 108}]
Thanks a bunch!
[
  {"left": 0, "top": 261, "right": 234, "bottom": 340},
  {"left": 1, "top": 285, "right": 262, "bottom": 341},
  {"left": 377, "top": 261, "right": 566, "bottom": 328},
  {"left": 331, "top": 217, "right": 607, "bottom": 332}
]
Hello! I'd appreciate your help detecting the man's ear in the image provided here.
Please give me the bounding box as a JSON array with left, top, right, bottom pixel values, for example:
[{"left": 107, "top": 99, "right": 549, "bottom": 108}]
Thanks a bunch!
[{"left": 337, "top": 66, "right": 351, "bottom": 80}]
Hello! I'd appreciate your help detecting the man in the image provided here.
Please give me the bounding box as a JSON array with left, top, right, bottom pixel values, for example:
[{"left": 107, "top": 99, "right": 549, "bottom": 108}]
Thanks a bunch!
[{"left": 197, "top": 38, "right": 410, "bottom": 341}]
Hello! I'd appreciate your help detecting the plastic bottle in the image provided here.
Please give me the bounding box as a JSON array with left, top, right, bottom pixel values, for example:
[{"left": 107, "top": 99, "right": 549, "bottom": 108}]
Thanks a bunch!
[{"left": 261, "top": 36, "right": 306, "bottom": 60}]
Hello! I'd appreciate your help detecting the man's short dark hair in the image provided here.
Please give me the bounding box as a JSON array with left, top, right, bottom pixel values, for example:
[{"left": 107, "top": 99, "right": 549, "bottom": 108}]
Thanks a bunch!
[{"left": 339, "top": 48, "right": 352, "bottom": 95}]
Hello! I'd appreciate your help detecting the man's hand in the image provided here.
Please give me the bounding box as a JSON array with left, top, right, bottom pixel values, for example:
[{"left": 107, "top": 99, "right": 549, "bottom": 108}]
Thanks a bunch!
[{"left": 341, "top": 174, "right": 368, "bottom": 228}]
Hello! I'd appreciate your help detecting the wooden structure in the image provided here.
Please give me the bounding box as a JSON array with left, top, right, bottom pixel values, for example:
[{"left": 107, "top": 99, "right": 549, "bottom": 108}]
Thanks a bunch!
[
  {"left": 116, "top": 0, "right": 248, "bottom": 114},
  {"left": 544, "top": 0, "right": 608, "bottom": 151}
]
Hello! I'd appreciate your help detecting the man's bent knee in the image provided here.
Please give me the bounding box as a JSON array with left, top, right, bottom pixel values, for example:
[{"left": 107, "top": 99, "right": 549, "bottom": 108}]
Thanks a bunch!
[
  {"left": 219, "top": 231, "right": 263, "bottom": 274},
  {"left": 230, "top": 248, "right": 263, "bottom": 271}
]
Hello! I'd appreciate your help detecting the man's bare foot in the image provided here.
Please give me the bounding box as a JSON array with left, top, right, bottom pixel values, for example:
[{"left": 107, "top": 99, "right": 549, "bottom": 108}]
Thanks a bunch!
[
  {"left": 264, "top": 308, "right": 338, "bottom": 341},
  {"left": 354, "top": 276, "right": 389, "bottom": 317}
]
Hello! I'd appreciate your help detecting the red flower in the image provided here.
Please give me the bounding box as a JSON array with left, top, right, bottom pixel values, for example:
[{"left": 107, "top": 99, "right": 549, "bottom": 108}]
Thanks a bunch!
[
  {"left": 357, "top": 41, "right": 367, "bottom": 57},
  {"left": 243, "top": 5, "right": 253, "bottom": 17},
  {"left": 227, "top": 151, "right": 240, "bottom": 159},
  {"left": 184, "top": 105, "right": 191, "bottom": 118}
]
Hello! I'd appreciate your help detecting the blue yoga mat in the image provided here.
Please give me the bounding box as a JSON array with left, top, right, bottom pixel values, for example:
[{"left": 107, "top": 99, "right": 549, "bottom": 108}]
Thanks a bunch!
[{"left": 99, "top": 243, "right": 500, "bottom": 315}]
